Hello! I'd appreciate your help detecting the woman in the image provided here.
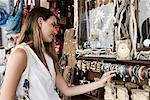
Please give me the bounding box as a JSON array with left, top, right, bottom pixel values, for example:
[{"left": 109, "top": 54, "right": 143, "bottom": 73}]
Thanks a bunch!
[{"left": 0, "top": 7, "right": 116, "bottom": 100}]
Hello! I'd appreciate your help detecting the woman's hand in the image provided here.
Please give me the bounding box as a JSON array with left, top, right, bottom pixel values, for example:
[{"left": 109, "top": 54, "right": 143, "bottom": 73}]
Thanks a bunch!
[{"left": 98, "top": 70, "right": 116, "bottom": 87}]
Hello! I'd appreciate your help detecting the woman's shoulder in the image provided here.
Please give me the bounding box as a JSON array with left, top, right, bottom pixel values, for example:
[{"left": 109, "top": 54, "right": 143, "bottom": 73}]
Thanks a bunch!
[
  {"left": 9, "top": 41, "right": 34, "bottom": 62},
  {"left": 15, "top": 41, "right": 33, "bottom": 48},
  {"left": 10, "top": 47, "right": 27, "bottom": 61},
  {"left": 9, "top": 42, "right": 29, "bottom": 60},
  {"left": 13, "top": 42, "right": 32, "bottom": 52},
  {"left": 11, "top": 43, "right": 27, "bottom": 54},
  {"left": 7, "top": 46, "right": 27, "bottom": 73}
]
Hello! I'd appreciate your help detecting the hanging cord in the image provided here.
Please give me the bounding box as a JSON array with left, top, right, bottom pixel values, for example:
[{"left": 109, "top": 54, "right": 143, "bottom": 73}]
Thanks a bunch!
[
  {"left": 129, "top": 8, "right": 134, "bottom": 55},
  {"left": 130, "top": 0, "right": 137, "bottom": 59},
  {"left": 117, "top": 0, "right": 129, "bottom": 40},
  {"left": 114, "top": 0, "right": 128, "bottom": 41},
  {"left": 124, "top": 7, "right": 130, "bottom": 38},
  {"left": 116, "top": 0, "right": 126, "bottom": 21},
  {"left": 113, "top": 0, "right": 117, "bottom": 42},
  {"left": 85, "top": 0, "right": 90, "bottom": 41},
  {"left": 117, "top": 6, "right": 126, "bottom": 40}
]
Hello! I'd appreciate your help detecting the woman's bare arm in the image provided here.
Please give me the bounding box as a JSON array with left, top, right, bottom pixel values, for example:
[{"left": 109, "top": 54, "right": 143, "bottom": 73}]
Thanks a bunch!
[
  {"left": 56, "top": 70, "right": 116, "bottom": 96},
  {"left": 0, "top": 48, "right": 27, "bottom": 100}
]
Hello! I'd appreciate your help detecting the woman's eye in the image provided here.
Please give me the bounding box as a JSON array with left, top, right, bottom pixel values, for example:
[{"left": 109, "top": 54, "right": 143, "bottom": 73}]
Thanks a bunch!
[
  {"left": 51, "top": 24, "right": 57, "bottom": 28},
  {"left": 51, "top": 24, "right": 55, "bottom": 27}
]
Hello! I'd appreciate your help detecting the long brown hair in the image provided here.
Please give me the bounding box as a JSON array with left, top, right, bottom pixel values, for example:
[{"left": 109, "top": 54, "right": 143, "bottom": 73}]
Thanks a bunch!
[{"left": 17, "top": 7, "right": 60, "bottom": 73}]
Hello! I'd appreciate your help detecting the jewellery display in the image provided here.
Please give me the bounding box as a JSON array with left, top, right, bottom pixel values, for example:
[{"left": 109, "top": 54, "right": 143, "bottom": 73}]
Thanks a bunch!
[
  {"left": 74, "top": 59, "right": 150, "bottom": 99},
  {"left": 75, "top": 0, "right": 150, "bottom": 99},
  {"left": 76, "top": 0, "right": 141, "bottom": 60},
  {"left": 138, "top": 66, "right": 147, "bottom": 80},
  {"left": 76, "top": 60, "right": 149, "bottom": 81},
  {"left": 101, "top": 62, "right": 149, "bottom": 80}
]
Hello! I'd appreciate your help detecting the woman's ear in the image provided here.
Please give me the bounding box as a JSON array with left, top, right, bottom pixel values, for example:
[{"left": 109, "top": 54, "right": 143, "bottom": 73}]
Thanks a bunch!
[{"left": 37, "top": 17, "right": 43, "bottom": 27}]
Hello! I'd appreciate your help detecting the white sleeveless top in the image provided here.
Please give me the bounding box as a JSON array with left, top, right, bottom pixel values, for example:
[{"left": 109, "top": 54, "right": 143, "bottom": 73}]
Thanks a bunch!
[{"left": 14, "top": 43, "right": 61, "bottom": 100}]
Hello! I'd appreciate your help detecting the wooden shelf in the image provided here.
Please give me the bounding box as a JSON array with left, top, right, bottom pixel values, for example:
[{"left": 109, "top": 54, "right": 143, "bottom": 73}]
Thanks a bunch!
[
  {"left": 137, "top": 48, "right": 150, "bottom": 51},
  {"left": 76, "top": 57, "right": 150, "bottom": 66}
]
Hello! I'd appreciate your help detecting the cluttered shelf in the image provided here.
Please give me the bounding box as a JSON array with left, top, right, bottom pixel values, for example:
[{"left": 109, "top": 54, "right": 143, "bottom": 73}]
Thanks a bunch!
[{"left": 76, "top": 57, "right": 150, "bottom": 66}]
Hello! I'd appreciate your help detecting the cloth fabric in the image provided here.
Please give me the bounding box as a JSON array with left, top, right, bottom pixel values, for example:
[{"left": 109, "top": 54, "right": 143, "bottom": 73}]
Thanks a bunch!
[
  {"left": 12, "top": 43, "right": 60, "bottom": 100},
  {"left": 0, "top": 7, "right": 8, "bottom": 25},
  {"left": 5, "top": 0, "right": 23, "bottom": 34},
  {"left": 0, "top": 0, "right": 14, "bottom": 26}
]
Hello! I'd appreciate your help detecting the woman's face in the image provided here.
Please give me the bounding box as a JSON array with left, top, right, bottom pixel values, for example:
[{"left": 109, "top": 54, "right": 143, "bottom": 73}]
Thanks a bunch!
[{"left": 40, "top": 16, "right": 57, "bottom": 42}]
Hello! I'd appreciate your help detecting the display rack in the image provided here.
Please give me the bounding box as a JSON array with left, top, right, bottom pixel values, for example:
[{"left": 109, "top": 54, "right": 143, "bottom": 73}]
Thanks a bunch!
[
  {"left": 77, "top": 57, "right": 150, "bottom": 66},
  {"left": 75, "top": 0, "right": 150, "bottom": 99}
]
